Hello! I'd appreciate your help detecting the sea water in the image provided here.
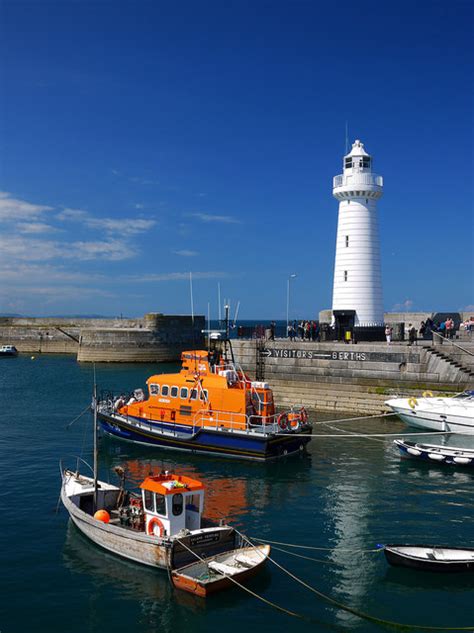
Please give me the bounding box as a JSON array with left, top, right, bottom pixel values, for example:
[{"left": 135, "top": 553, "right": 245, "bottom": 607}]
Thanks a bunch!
[{"left": 1, "top": 354, "right": 474, "bottom": 633}]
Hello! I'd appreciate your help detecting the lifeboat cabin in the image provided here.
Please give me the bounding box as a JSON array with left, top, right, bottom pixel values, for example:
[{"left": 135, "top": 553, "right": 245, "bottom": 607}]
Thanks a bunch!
[
  {"left": 118, "top": 349, "right": 278, "bottom": 430},
  {"left": 140, "top": 472, "right": 204, "bottom": 537}
]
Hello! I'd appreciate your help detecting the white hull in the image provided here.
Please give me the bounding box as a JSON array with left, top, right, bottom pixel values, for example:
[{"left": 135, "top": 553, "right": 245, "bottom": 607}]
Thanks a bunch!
[{"left": 386, "top": 395, "right": 474, "bottom": 434}]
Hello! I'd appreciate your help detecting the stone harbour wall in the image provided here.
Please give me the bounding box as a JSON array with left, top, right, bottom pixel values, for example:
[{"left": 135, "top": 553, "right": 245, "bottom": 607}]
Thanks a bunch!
[
  {"left": 232, "top": 340, "right": 474, "bottom": 414},
  {"left": 0, "top": 313, "right": 205, "bottom": 362}
]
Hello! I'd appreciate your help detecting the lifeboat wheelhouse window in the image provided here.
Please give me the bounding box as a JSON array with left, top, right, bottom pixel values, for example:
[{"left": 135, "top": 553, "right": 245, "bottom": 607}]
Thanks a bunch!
[
  {"left": 180, "top": 387, "right": 188, "bottom": 399},
  {"left": 149, "top": 384, "right": 160, "bottom": 396},
  {"left": 199, "top": 389, "right": 209, "bottom": 401},
  {"left": 190, "top": 388, "right": 198, "bottom": 400},
  {"left": 172, "top": 493, "right": 184, "bottom": 516},
  {"left": 161, "top": 385, "right": 169, "bottom": 396},
  {"left": 171, "top": 386, "right": 179, "bottom": 398}
]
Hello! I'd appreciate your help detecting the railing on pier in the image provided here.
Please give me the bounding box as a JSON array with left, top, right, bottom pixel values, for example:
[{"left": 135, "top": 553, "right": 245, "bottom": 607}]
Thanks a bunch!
[{"left": 431, "top": 330, "right": 474, "bottom": 357}]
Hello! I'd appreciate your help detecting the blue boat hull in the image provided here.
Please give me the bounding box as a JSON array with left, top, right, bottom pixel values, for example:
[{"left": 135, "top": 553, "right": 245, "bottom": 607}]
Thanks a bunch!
[{"left": 98, "top": 412, "right": 312, "bottom": 461}]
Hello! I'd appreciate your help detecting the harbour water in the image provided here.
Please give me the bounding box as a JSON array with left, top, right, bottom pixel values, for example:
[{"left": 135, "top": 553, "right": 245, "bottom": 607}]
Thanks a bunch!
[{"left": 2, "top": 354, "right": 474, "bottom": 632}]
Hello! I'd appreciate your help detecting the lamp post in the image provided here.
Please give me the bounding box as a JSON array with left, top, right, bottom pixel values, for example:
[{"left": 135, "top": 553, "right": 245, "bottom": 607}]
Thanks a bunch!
[{"left": 286, "top": 273, "right": 297, "bottom": 335}]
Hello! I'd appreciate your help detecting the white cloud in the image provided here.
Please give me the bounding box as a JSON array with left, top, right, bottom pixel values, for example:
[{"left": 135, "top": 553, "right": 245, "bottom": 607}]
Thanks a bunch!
[
  {"left": 127, "top": 271, "right": 230, "bottom": 282},
  {"left": 57, "top": 207, "right": 155, "bottom": 235},
  {"left": 86, "top": 217, "right": 155, "bottom": 235},
  {"left": 191, "top": 212, "right": 240, "bottom": 224},
  {"left": 0, "top": 263, "right": 105, "bottom": 283},
  {"left": 17, "top": 222, "right": 61, "bottom": 234},
  {"left": 392, "top": 299, "right": 414, "bottom": 311},
  {"left": 0, "top": 235, "right": 135, "bottom": 262},
  {"left": 173, "top": 249, "right": 198, "bottom": 257},
  {"left": 0, "top": 191, "right": 54, "bottom": 221},
  {"left": 56, "top": 207, "right": 89, "bottom": 221}
]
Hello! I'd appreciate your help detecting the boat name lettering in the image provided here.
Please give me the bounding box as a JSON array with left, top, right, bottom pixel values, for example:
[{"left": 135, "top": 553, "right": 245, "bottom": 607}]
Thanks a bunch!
[
  {"left": 158, "top": 398, "right": 171, "bottom": 403},
  {"left": 189, "top": 533, "right": 221, "bottom": 546}
]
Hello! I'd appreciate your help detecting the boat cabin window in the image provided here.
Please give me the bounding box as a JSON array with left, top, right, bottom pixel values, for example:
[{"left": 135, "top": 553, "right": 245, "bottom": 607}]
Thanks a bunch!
[
  {"left": 180, "top": 387, "right": 188, "bottom": 399},
  {"left": 190, "top": 388, "right": 198, "bottom": 400},
  {"left": 149, "top": 384, "right": 160, "bottom": 396},
  {"left": 143, "top": 489, "right": 154, "bottom": 512},
  {"left": 171, "top": 386, "right": 179, "bottom": 398},
  {"left": 186, "top": 494, "right": 200, "bottom": 512},
  {"left": 161, "top": 385, "right": 169, "bottom": 396},
  {"left": 155, "top": 493, "right": 166, "bottom": 516},
  {"left": 199, "top": 389, "right": 209, "bottom": 401},
  {"left": 172, "top": 493, "right": 183, "bottom": 516}
]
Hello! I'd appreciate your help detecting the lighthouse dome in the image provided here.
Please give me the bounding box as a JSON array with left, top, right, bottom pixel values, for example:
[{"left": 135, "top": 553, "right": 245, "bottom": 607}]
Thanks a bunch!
[{"left": 346, "top": 139, "right": 370, "bottom": 158}]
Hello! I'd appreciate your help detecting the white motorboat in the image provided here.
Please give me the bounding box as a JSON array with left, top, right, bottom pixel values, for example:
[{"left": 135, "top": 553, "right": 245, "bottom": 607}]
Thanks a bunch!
[
  {"left": 0, "top": 345, "right": 18, "bottom": 356},
  {"left": 385, "top": 391, "right": 474, "bottom": 434}
]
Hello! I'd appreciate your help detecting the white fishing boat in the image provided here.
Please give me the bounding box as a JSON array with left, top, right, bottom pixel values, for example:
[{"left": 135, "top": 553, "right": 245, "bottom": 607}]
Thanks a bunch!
[
  {"left": 385, "top": 391, "right": 474, "bottom": 434},
  {"left": 60, "top": 389, "right": 270, "bottom": 596}
]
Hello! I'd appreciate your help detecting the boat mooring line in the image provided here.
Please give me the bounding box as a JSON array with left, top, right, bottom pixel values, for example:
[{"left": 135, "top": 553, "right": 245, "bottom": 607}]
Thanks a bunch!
[
  {"left": 65, "top": 404, "right": 91, "bottom": 429},
  {"left": 311, "top": 412, "right": 399, "bottom": 426},
  {"left": 251, "top": 537, "right": 383, "bottom": 553},
  {"left": 274, "top": 430, "right": 457, "bottom": 437},
  {"left": 264, "top": 544, "right": 346, "bottom": 566},
  {"left": 235, "top": 530, "right": 474, "bottom": 631}
]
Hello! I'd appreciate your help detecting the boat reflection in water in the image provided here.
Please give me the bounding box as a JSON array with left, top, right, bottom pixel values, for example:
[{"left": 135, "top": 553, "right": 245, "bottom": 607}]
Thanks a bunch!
[
  {"left": 62, "top": 521, "right": 201, "bottom": 611},
  {"left": 98, "top": 435, "right": 312, "bottom": 524}
]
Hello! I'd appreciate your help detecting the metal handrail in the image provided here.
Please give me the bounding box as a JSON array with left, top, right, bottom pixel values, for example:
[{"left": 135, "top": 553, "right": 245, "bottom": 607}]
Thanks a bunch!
[{"left": 432, "top": 330, "right": 474, "bottom": 357}]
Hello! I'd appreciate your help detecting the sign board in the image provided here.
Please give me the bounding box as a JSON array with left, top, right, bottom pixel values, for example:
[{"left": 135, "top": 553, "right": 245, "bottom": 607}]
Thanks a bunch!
[{"left": 262, "top": 348, "right": 417, "bottom": 363}]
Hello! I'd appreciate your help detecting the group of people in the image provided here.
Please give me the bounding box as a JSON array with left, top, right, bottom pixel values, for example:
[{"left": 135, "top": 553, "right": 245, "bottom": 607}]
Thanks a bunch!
[
  {"left": 385, "top": 317, "right": 461, "bottom": 346},
  {"left": 287, "top": 320, "right": 320, "bottom": 341},
  {"left": 420, "top": 317, "right": 457, "bottom": 339}
]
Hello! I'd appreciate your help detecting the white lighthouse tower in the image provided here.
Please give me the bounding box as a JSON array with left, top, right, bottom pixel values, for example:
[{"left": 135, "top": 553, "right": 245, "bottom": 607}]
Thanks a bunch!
[{"left": 332, "top": 140, "right": 384, "bottom": 328}]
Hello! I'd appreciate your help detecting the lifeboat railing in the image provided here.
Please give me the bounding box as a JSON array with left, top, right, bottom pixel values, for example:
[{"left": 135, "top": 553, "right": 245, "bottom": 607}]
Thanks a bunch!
[{"left": 191, "top": 409, "right": 282, "bottom": 434}]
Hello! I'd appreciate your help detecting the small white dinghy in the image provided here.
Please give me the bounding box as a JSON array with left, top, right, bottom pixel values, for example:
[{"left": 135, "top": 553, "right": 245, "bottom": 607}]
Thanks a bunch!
[{"left": 384, "top": 545, "right": 474, "bottom": 572}]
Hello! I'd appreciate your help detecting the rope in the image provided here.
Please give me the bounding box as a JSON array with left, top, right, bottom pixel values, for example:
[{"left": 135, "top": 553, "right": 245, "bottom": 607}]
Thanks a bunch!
[
  {"left": 251, "top": 537, "right": 383, "bottom": 553},
  {"left": 311, "top": 411, "right": 399, "bottom": 425},
  {"left": 234, "top": 530, "right": 474, "bottom": 631},
  {"left": 273, "top": 430, "right": 457, "bottom": 438},
  {"left": 265, "top": 544, "right": 345, "bottom": 566},
  {"left": 65, "top": 404, "right": 91, "bottom": 429}
]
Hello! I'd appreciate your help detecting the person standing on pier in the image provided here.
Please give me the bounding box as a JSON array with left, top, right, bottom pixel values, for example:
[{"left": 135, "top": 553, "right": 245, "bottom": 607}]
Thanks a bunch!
[{"left": 385, "top": 325, "right": 392, "bottom": 345}]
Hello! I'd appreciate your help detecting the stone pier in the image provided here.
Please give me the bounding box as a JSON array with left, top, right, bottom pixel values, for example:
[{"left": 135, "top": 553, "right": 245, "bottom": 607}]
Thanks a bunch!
[{"left": 232, "top": 339, "right": 474, "bottom": 414}]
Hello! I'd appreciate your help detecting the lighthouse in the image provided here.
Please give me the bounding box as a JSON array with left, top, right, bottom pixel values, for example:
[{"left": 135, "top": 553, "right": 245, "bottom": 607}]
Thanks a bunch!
[{"left": 331, "top": 140, "right": 384, "bottom": 332}]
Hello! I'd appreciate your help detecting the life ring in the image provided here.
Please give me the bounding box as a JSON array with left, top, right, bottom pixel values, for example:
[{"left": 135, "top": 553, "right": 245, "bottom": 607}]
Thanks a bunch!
[
  {"left": 277, "top": 413, "right": 288, "bottom": 430},
  {"left": 147, "top": 517, "right": 165, "bottom": 537},
  {"left": 422, "top": 391, "right": 434, "bottom": 398},
  {"left": 289, "top": 419, "right": 301, "bottom": 432},
  {"left": 408, "top": 397, "right": 418, "bottom": 409},
  {"left": 300, "top": 407, "right": 308, "bottom": 424}
]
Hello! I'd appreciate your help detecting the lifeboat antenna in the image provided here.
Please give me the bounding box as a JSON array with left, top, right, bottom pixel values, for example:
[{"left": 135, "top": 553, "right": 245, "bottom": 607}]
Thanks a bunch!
[{"left": 217, "top": 283, "right": 221, "bottom": 323}]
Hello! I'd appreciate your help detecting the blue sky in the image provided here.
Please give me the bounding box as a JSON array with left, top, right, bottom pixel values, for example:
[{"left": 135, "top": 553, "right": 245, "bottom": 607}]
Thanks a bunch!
[{"left": 0, "top": 0, "right": 472, "bottom": 319}]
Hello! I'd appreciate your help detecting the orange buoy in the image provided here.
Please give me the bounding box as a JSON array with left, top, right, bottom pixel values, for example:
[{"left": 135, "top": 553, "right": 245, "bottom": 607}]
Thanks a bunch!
[{"left": 94, "top": 509, "right": 110, "bottom": 523}]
